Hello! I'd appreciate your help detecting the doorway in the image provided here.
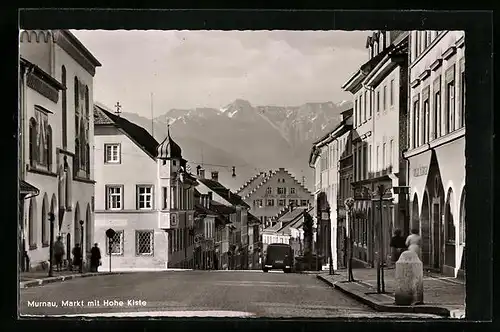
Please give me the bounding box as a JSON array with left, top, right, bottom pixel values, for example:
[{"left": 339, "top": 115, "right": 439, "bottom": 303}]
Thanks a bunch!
[{"left": 432, "top": 201, "right": 441, "bottom": 270}]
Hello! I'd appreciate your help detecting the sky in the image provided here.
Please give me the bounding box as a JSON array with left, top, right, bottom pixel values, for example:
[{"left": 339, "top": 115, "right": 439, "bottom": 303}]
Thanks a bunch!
[{"left": 72, "top": 30, "right": 370, "bottom": 118}]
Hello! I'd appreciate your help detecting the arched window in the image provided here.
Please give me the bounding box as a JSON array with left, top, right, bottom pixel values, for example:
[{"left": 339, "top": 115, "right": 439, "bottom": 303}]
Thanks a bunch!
[
  {"left": 28, "top": 198, "right": 37, "bottom": 249},
  {"left": 47, "top": 125, "right": 52, "bottom": 171},
  {"left": 65, "top": 164, "right": 72, "bottom": 210},
  {"left": 85, "top": 143, "right": 90, "bottom": 175},
  {"left": 29, "top": 118, "right": 37, "bottom": 166},
  {"left": 79, "top": 121, "right": 85, "bottom": 170},
  {"left": 85, "top": 85, "right": 89, "bottom": 118},
  {"left": 61, "top": 66, "right": 67, "bottom": 148},
  {"left": 41, "top": 194, "right": 48, "bottom": 246},
  {"left": 74, "top": 139, "right": 80, "bottom": 173},
  {"left": 74, "top": 77, "right": 79, "bottom": 112}
]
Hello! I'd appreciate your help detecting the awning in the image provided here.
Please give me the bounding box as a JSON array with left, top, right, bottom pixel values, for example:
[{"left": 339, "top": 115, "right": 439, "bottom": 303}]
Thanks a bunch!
[{"left": 20, "top": 180, "right": 39, "bottom": 196}]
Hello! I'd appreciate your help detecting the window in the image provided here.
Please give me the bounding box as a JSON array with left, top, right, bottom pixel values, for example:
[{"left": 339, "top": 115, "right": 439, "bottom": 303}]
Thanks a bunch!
[
  {"left": 266, "top": 199, "right": 274, "bottom": 206},
  {"left": 290, "top": 188, "right": 296, "bottom": 195},
  {"left": 266, "top": 187, "right": 272, "bottom": 194},
  {"left": 171, "top": 184, "right": 178, "bottom": 209},
  {"left": 433, "top": 90, "right": 441, "bottom": 139},
  {"left": 353, "top": 149, "right": 357, "bottom": 181},
  {"left": 389, "top": 140, "right": 394, "bottom": 168},
  {"left": 413, "top": 99, "right": 420, "bottom": 147},
  {"left": 136, "top": 230, "right": 154, "bottom": 255},
  {"left": 29, "top": 118, "right": 37, "bottom": 166},
  {"left": 460, "top": 70, "right": 465, "bottom": 128},
  {"left": 354, "top": 99, "right": 358, "bottom": 125},
  {"left": 137, "top": 185, "right": 153, "bottom": 210},
  {"left": 300, "top": 200, "right": 308, "bottom": 206},
  {"left": 390, "top": 79, "right": 394, "bottom": 106},
  {"left": 254, "top": 199, "right": 263, "bottom": 208},
  {"left": 383, "top": 85, "right": 387, "bottom": 110},
  {"left": 278, "top": 199, "right": 286, "bottom": 206},
  {"left": 382, "top": 143, "right": 386, "bottom": 170},
  {"left": 364, "top": 91, "right": 367, "bottom": 120},
  {"left": 446, "top": 81, "right": 456, "bottom": 133},
  {"left": 106, "top": 185, "right": 123, "bottom": 210},
  {"left": 277, "top": 187, "right": 286, "bottom": 195},
  {"left": 162, "top": 187, "right": 168, "bottom": 209},
  {"left": 377, "top": 90, "right": 380, "bottom": 112},
  {"left": 376, "top": 146, "right": 380, "bottom": 171},
  {"left": 106, "top": 230, "right": 124, "bottom": 255},
  {"left": 359, "top": 94, "right": 363, "bottom": 123},
  {"left": 105, "top": 144, "right": 120, "bottom": 163},
  {"left": 363, "top": 145, "right": 368, "bottom": 179},
  {"left": 61, "top": 66, "right": 67, "bottom": 149},
  {"left": 368, "top": 145, "right": 371, "bottom": 177},
  {"left": 423, "top": 99, "right": 430, "bottom": 143}
]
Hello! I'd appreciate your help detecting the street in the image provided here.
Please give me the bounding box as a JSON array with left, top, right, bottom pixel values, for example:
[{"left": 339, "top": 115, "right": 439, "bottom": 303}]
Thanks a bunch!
[{"left": 20, "top": 271, "right": 444, "bottom": 318}]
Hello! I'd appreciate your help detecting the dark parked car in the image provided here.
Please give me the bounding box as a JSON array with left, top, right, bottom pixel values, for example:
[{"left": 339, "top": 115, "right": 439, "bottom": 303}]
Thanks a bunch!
[{"left": 263, "top": 243, "right": 294, "bottom": 273}]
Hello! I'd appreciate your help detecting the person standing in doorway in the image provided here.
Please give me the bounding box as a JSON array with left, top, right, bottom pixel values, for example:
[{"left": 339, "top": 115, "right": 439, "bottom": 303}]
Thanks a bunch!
[
  {"left": 54, "top": 236, "right": 65, "bottom": 272},
  {"left": 390, "top": 229, "right": 406, "bottom": 266},
  {"left": 90, "top": 243, "right": 101, "bottom": 272},
  {"left": 405, "top": 228, "right": 422, "bottom": 260},
  {"left": 72, "top": 244, "right": 82, "bottom": 272}
]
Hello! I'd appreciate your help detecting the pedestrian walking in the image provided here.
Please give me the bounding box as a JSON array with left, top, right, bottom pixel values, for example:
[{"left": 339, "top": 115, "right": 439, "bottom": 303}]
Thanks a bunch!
[
  {"left": 405, "top": 228, "right": 422, "bottom": 260},
  {"left": 53, "top": 236, "right": 65, "bottom": 272},
  {"left": 72, "top": 243, "right": 83, "bottom": 272},
  {"left": 390, "top": 229, "right": 406, "bottom": 265},
  {"left": 90, "top": 243, "right": 101, "bottom": 272}
]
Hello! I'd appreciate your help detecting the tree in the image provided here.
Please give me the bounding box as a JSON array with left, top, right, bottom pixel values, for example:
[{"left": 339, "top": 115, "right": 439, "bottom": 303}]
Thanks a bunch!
[{"left": 302, "top": 211, "right": 314, "bottom": 269}]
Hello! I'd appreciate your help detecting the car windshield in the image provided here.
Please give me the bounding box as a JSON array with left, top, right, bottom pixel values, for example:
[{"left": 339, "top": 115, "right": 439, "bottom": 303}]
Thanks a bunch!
[{"left": 267, "top": 245, "right": 290, "bottom": 259}]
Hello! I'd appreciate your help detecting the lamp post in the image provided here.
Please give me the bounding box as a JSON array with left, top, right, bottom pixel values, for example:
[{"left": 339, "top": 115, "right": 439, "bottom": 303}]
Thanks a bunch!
[
  {"left": 372, "top": 184, "right": 393, "bottom": 294},
  {"left": 48, "top": 212, "right": 55, "bottom": 277},
  {"left": 344, "top": 198, "right": 355, "bottom": 282},
  {"left": 79, "top": 220, "right": 84, "bottom": 273}
]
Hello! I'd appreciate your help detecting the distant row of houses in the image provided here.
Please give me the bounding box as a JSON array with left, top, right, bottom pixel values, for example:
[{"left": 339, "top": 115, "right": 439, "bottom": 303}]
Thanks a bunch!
[{"left": 309, "top": 30, "right": 466, "bottom": 278}]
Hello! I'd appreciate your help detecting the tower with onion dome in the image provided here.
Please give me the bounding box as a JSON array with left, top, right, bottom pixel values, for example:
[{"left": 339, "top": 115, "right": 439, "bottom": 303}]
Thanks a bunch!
[{"left": 156, "top": 124, "right": 198, "bottom": 268}]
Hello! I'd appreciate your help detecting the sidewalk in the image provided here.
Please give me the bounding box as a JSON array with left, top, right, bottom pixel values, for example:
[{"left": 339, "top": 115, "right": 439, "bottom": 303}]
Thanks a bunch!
[
  {"left": 317, "top": 268, "right": 465, "bottom": 318},
  {"left": 20, "top": 269, "right": 130, "bottom": 289}
]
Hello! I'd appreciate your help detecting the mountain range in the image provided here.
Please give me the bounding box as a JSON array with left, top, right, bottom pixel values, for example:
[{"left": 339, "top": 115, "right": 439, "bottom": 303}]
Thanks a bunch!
[{"left": 120, "top": 99, "right": 353, "bottom": 192}]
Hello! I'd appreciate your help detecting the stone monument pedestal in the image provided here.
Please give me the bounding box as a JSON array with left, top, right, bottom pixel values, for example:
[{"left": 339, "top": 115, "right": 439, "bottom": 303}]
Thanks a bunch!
[{"left": 394, "top": 250, "right": 424, "bottom": 305}]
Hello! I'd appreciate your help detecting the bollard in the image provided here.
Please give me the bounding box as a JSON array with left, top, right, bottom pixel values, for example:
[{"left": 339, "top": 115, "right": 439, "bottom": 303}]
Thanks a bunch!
[{"left": 394, "top": 250, "right": 424, "bottom": 305}]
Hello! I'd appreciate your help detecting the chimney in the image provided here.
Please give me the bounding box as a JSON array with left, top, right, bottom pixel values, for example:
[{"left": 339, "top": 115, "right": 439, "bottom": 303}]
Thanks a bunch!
[
  {"left": 199, "top": 168, "right": 205, "bottom": 179},
  {"left": 269, "top": 170, "right": 272, "bottom": 176},
  {"left": 211, "top": 171, "right": 219, "bottom": 182}
]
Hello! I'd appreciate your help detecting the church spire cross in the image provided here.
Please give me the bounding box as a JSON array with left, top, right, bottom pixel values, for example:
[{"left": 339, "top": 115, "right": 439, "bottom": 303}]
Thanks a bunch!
[{"left": 114, "top": 101, "right": 122, "bottom": 116}]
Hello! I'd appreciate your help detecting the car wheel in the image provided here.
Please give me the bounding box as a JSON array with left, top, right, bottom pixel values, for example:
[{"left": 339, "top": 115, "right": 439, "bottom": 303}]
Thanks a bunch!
[
  {"left": 283, "top": 268, "right": 291, "bottom": 273},
  {"left": 263, "top": 268, "right": 268, "bottom": 273}
]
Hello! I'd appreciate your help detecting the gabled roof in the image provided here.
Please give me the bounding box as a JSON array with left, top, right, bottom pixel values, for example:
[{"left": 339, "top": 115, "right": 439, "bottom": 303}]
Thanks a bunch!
[
  {"left": 277, "top": 206, "right": 309, "bottom": 223},
  {"left": 241, "top": 168, "right": 313, "bottom": 200},
  {"left": 236, "top": 172, "right": 266, "bottom": 197},
  {"left": 210, "top": 201, "right": 237, "bottom": 215},
  {"left": 309, "top": 116, "right": 354, "bottom": 166},
  {"left": 20, "top": 180, "right": 39, "bottom": 195},
  {"left": 194, "top": 203, "right": 230, "bottom": 226},
  {"left": 94, "top": 104, "right": 159, "bottom": 159},
  {"left": 248, "top": 212, "right": 261, "bottom": 225},
  {"left": 198, "top": 178, "right": 250, "bottom": 208},
  {"left": 276, "top": 207, "right": 314, "bottom": 236}
]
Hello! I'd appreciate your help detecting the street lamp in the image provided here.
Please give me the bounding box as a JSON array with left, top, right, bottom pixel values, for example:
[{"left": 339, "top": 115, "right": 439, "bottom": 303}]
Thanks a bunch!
[
  {"left": 344, "top": 197, "right": 355, "bottom": 282},
  {"left": 48, "top": 212, "right": 55, "bottom": 277},
  {"left": 371, "top": 184, "right": 393, "bottom": 294},
  {"left": 79, "top": 220, "right": 84, "bottom": 273}
]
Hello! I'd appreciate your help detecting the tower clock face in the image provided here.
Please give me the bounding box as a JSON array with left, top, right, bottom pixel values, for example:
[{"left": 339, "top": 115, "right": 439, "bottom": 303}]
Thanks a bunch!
[{"left": 170, "top": 213, "right": 178, "bottom": 226}]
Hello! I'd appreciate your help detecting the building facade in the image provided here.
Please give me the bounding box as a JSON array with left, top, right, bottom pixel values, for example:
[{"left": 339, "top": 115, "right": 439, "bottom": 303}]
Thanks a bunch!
[
  {"left": 238, "top": 168, "right": 313, "bottom": 228},
  {"left": 93, "top": 104, "right": 197, "bottom": 271},
  {"left": 309, "top": 109, "right": 353, "bottom": 271},
  {"left": 196, "top": 170, "right": 251, "bottom": 269},
  {"left": 404, "top": 31, "right": 465, "bottom": 278},
  {"left": 19, "top": 30, "right": 101, "bottom": 271},
  {"left": 342, "top": 31, "right": 409, "bottom": 267}
]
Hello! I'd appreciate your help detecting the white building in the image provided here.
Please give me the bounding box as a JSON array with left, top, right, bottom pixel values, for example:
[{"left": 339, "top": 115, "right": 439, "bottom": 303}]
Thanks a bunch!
[
  {"left": 93, "top": 104, "right": 198, "bottom": 271},
  {"left": 309, "top": 109, "right": 353, "bottom": 270},
  {"left": 19, "top": 30, "right": 101, "bottom": 271},
  {"left": 404, "top": 31, "right": 465, "bottom": 278}
]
